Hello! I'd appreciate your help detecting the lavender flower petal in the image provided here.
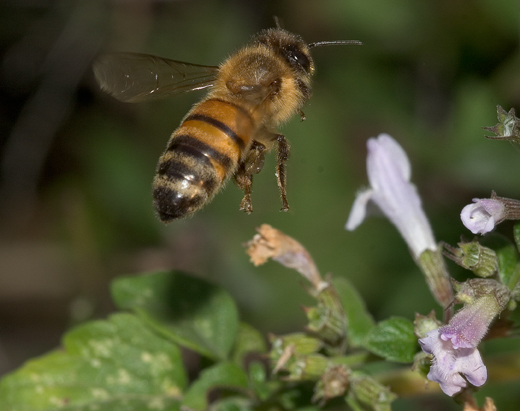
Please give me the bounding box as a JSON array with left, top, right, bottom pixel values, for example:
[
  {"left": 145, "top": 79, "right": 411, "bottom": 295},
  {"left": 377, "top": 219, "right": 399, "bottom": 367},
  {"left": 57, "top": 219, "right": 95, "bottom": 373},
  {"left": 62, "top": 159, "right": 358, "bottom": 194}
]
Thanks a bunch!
[
  {"left": 440, "top": 294, "right": 499, "bottom": 349},
  {"left": 460, "top": 198, "right": 506, "bottom": 235},
  {"left": 346, "top": 134, "right": 436, "bottom": 258},
  {"left": 345, "top": 189, "right": 374, "bottom": 231},
  {"left": 419, "top": 329, "right": 487, "bottom": 396}
]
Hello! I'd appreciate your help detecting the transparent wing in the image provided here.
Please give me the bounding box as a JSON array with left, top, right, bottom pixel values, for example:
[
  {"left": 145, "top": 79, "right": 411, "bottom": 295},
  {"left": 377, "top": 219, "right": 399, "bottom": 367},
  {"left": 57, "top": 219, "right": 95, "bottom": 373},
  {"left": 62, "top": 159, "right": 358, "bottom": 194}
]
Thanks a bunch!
[{"left": 93, "top": 52, "right": 220, "bottom": 103}]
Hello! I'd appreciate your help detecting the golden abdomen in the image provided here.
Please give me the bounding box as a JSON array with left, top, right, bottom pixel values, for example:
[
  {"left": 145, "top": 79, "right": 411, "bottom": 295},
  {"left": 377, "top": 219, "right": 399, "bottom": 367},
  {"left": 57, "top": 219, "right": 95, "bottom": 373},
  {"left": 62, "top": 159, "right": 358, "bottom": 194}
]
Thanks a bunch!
[{"left": 153, "top": 98, "right": 255, "bottom": 222}]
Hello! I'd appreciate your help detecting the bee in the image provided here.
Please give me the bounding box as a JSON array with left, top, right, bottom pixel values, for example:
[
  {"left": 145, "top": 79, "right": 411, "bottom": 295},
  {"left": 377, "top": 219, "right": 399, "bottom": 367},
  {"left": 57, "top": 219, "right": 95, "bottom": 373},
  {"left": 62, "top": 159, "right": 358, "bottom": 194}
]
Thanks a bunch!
[{"left": 93, "top": 27, "right": 361, "bottom": 223}]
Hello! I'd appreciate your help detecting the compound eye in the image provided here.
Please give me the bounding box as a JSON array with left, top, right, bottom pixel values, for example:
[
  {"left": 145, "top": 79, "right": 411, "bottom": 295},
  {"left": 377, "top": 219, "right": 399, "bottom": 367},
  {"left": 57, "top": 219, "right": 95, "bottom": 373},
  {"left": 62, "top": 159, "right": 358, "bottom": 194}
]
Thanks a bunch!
[{"left": 285, "top": 45, "right": 311, "bottom": 73}]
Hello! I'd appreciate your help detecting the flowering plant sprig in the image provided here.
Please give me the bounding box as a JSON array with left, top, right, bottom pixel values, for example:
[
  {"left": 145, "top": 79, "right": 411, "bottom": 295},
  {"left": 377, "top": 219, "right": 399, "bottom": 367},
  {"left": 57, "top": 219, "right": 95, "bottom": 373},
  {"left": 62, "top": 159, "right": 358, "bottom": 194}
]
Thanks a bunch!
[{"left": 346, "top": 131, "right": 519, "bottom": 407}]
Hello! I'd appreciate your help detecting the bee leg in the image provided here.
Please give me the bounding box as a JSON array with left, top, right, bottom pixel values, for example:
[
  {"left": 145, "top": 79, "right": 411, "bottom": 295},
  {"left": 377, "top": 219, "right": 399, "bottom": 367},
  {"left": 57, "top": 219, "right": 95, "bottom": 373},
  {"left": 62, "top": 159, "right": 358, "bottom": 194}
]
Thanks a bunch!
[
  {"left": 274, "top": 134, "right": 290, "bottom": 212},
  {"left": 298, "top": 110, "right": 306, "bottom": 121},
  {"left": 234, "top": 141, "right": 266, "bottom": 214},
  {"left": 235, "top": 170, "right": 254, "bottom": 214}
]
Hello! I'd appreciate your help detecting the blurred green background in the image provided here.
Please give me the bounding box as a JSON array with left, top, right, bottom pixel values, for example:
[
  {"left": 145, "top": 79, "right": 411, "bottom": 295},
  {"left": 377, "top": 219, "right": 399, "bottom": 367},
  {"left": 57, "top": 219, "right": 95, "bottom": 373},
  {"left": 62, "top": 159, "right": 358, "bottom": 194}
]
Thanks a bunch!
[{"left": 0, "top": 0, "right": 519, "bottom": 409}]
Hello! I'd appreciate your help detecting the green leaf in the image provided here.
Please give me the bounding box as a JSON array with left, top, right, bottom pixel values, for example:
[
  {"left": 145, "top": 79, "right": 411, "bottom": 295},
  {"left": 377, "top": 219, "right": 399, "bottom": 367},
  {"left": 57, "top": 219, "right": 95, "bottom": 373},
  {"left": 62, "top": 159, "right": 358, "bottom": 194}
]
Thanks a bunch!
[
  {"left": 247, "top": 361, "right": 274, "bottom": 401},
  {"left": 231, "top": 322, "right": 267, "bottom": 366},
  {"left": 332, "top": 277, "right": 375, "bottom": 346},
  {"left": 210, "top": 397, "right": 254, "bottom": 411},
  {"left": 363, "top": 317, "right": 416, "bottom": 363},
  {"left": 112, "top": 271, "right": 239, "bottom": 361},
  {"left": 0, "top": 313, "right": 186, "bottom": 411},
  {"left": 182, "top": 362, "right": 249, "bottom": 411},
  {"left": 483, "top": 233, "right": 519, "bottom": 287}
]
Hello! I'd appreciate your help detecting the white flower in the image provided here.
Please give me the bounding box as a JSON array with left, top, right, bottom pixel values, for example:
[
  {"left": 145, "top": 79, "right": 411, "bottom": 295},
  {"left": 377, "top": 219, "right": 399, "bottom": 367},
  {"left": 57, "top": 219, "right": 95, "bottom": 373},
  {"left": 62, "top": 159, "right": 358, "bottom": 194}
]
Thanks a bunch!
[
  {"left": 346, "top": 134, "right": 436, "bottom": 259},
  {"left": 460, "top": 197, "right": 506, "bottom": 235}
]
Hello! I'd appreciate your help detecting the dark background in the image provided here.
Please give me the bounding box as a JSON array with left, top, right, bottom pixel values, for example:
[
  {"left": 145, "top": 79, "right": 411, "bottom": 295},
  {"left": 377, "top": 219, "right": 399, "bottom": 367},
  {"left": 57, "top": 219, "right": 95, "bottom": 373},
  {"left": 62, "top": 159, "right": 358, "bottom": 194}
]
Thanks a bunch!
[{"left": 1, "top": 0, "right": 519, "bottom": 409}]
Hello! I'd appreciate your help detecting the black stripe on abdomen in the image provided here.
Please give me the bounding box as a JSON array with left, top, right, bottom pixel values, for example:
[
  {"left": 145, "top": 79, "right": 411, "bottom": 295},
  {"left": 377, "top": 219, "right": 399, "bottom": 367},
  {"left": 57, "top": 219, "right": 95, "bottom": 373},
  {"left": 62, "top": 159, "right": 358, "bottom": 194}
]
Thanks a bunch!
[
  {"left": 156, "top": 158, "right": 217, "bottom": 194},
  {"left": 167, "top": 134, "right": 233, "bottom": 173},
  {"left": 183, "top": 113, "right": 246, "bottom": 150}
]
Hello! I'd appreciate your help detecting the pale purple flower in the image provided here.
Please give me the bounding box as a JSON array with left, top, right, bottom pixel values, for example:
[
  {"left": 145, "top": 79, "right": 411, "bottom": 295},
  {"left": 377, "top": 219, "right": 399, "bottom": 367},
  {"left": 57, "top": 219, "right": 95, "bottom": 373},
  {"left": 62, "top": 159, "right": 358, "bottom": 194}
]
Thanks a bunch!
[
  {"left": 460, "top": 198, "right": 506, "bottom": 235},
  {"left": 419, "top": 329, "right": 487, "bottom": 396},
  {"left": 418, "top": 294, "right": 505, "bottom": 396},
  {"left": 346, "top": 134, "right": 436, "bottom": 259}
]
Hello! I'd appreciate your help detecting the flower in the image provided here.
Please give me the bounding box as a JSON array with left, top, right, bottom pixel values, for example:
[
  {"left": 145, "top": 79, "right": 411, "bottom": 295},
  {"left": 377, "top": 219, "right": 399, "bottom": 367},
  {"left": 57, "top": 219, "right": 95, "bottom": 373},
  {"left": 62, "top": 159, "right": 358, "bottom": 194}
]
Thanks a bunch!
[
  {"left": 346, "top": 134, "right": 453, "bottom": 308},
  {"left": 419, "top": 288, "right": 509, "bottom": 397},
  {"left": 461, "top": 191, "right": 520, "bottom": 235},
  {"left": 419, "top": 329, "right": 487, "bottom": 397},
  {"left": 346, "top": 134, "right": 436, "bottom": 259},
  {"left": 460, "top": 198, "right": 506, "bottom": 235}
]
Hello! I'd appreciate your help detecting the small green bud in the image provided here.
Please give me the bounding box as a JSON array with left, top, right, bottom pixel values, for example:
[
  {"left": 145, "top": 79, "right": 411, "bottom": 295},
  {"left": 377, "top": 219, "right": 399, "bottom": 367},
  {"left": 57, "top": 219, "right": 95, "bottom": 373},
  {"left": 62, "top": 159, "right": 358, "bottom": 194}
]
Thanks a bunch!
[
  {"left": 414, "top": 311, "right": 441, "bottom": 339},
  {"left": 270, "top": 333, "right": 322, "bottom": 358},
  {"left": 453, "top": 278, "right": 510, "bottom": 309},
  {"left": 348, "top": 371, "right": 397, "bottom": 411},
  {"left": 443, "top": 240, "right": 498, "bottom": 278},
  {"left": 483, "top": 105, "right": 520, "bottom": 143},
  {"left": 269, "top": 333, "right": 323, "bottom": 375},
  {"left": 304, "top": 281, "right": 347, "bottom": 349},
  {"left": 412, "top": 351, "right": 432, "bottom": 377},
  {"left": 287, "top": 354, "right": 330, "bottom": 381},
  {"left": 312, "top": 365, "right": 350, "bottom": 403}
]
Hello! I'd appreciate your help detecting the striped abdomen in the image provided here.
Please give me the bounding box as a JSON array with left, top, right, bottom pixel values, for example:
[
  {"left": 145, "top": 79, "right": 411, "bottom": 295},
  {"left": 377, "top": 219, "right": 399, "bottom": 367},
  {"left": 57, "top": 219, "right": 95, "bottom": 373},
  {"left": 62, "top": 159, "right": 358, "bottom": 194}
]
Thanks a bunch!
[{"left": 153, "top": 98, "right": 254, "bottom": 222}]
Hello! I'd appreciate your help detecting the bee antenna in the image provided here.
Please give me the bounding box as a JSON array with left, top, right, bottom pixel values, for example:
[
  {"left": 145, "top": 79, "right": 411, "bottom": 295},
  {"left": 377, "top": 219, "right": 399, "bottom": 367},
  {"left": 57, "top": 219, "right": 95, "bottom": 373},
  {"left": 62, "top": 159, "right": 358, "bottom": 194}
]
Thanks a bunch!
[{"left": 308, "top": 40, "right": 363, "bottom": 48}]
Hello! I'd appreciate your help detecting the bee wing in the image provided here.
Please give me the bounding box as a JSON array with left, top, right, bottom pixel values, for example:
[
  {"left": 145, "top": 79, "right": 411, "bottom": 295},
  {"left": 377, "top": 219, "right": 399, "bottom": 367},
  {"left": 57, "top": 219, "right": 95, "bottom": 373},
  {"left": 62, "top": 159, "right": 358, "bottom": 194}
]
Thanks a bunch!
[{"left": 93, "top": 52, "right": 220, "bottom": 103}]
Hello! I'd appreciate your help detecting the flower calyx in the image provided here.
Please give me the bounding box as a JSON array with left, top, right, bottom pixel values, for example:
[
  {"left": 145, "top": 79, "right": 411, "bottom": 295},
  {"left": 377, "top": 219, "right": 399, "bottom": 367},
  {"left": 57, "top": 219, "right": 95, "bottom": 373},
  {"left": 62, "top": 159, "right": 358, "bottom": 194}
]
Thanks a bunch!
[
  {"left": 443, "top": 240, "right": 498, "bottom": 278},
  {"left": 483, "top": 105, "right": 520, "bottom": 143}
]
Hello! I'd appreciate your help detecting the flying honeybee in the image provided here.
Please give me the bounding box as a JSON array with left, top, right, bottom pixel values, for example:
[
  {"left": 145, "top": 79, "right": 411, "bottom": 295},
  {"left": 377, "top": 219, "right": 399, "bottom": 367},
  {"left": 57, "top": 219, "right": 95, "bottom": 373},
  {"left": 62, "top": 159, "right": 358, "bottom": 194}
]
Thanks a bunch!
[{"left": 93, "top": 27, "right": 361, "bottom": 223}]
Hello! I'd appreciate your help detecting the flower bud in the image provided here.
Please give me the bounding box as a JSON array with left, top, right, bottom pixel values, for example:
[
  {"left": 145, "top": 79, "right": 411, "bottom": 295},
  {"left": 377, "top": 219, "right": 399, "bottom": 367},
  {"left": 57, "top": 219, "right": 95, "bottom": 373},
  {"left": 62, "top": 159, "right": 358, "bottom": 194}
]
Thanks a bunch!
[
  {"left": 461, "top": 191, "right": 520, "bottom": 235},
  {"left": 269, "top": 333, "right": 323, "bottom": 375},
  {"left": 443, "top": 241, "right": 498, "bottom": 278},
  {"left": 483, "top": 105, "right": 520, "bottom": 143},
  {"left": 414, "top": 311, "right": 442, "bottom": 339},
  {"left": 412, "top": 351, "right": 433, "bottom": 377},
  {"left": 452, "top": 278, "right": 510, "bottom": 308},
  {"left": 348, "top": 371, "right": 397, "bottom": 411},
  {"left": 287, "top": 354, "right": 330, "bottom": 381},
  {"left": 270, "top": 333, "right": 323, "bottom": 358},
  {"left": 312, "top": 365, "right": 350, "bottom": 403},
  {"left": 304, "top": 282, "right": 347, "bottom": 349}
]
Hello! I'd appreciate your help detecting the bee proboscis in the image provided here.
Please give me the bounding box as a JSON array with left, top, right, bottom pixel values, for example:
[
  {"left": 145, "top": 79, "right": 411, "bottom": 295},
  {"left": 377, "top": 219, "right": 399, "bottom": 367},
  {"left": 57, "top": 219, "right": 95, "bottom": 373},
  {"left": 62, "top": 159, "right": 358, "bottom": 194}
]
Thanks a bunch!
[{"left": 93, "top": 27, "right": 361, "bottom": 223}]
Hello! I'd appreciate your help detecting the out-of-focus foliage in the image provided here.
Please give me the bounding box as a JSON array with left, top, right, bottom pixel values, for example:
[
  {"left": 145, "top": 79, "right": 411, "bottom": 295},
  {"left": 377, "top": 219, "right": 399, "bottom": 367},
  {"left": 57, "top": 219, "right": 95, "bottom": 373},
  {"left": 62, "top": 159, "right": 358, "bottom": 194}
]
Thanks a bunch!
[{"left": 1, "top": 0, "right": 519, "bottom": 409}]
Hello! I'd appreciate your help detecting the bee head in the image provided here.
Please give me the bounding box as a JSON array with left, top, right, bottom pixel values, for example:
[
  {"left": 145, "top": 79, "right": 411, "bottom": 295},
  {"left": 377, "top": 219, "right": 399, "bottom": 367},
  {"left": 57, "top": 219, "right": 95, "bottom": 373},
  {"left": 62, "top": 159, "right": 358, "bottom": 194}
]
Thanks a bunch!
[{"left": 254, "top": 28, "right": 315, "bottom": 76}]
